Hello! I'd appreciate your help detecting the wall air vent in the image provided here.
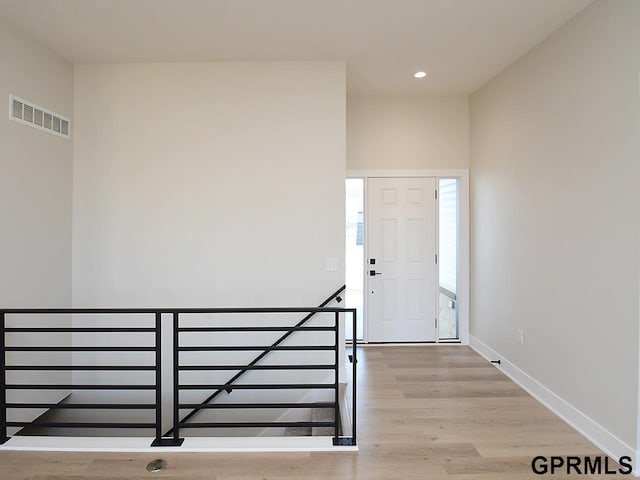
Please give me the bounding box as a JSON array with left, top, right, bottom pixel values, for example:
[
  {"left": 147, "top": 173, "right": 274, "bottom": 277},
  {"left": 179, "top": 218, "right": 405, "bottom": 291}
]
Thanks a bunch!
[{"left": 8, "top": 95, "right": 70, "bottom": 138}]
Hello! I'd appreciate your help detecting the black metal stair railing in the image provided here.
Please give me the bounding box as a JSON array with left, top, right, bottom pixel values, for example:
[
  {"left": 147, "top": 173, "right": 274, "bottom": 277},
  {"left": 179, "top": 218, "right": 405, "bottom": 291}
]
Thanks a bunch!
[
  {"left": 0, "top": 289, "right": 357, "bottom": 448},
  {"left": 0, "top": 310, "right": 165, "bottom": 443},
  {"left": 170, "top": 306, "right": 355, "bottom": 446},
  {"left": 166, "top": 285, "right": 346, "bottom": 436}
]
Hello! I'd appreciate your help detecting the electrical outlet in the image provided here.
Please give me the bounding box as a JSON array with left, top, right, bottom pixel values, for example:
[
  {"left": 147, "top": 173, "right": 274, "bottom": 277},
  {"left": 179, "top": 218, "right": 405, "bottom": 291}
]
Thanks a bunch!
[{"left": 516, "top": 328, "right": 524, "bottom": 345}]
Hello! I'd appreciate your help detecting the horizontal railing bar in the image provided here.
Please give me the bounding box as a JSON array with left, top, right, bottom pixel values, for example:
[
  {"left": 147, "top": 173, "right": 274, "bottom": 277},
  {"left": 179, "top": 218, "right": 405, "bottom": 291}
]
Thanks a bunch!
[
  {"left": 5, "top": 422, "right": 155, "bottom": 429},
  {"left": 0, "top": 307, "right": 356, "bottom": 314},
  {"left": 5, "top": 365, "right": 155, "bottom": 371},
  {"left": 178, "top": 364, "right": 335, "bottom": 371},
  {"left": 4, "top": 403, "right": 156, "bottom": 409},
  {"left": 178, "top": 326, "right": 335, "bottom": 332},
  {"left": 4, "top": 327, "right": 155, "bottom": 333},
  {"left": 4, "top": 347, "right": 155, "bottom": 352},
  {"left": 1, "top": 310, "right": 162, "bottom": 314},
  {"left": 5, "top": 384, "right": 156, "bottom": 390},
  {"left": 178, "top": 402, "right": 336, "bottom": 409},
  {"left": 178, "top": 383, "right": 335, "bottom": 390},
  {"left": 178, "top": 345, "right": 334, "bottom": 351},
  {"left": 178, "top": 421, "right": 335, "bottom": 429}
]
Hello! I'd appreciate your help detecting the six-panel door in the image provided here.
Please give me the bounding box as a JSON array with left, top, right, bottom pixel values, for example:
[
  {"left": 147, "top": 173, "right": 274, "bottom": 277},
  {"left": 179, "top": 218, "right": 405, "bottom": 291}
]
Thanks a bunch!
[{"left": 367, "top": 177, "right": 437, "bottom": 342}]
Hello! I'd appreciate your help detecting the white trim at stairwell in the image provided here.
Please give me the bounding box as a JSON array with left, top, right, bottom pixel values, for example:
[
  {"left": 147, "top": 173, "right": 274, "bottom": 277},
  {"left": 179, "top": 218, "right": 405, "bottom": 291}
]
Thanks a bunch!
[
  {"left": 0, "top": 436, "right": 356, "bottom": 452},
  {"left": 469, "top": 335, "right": 638, "bottom": 477}
]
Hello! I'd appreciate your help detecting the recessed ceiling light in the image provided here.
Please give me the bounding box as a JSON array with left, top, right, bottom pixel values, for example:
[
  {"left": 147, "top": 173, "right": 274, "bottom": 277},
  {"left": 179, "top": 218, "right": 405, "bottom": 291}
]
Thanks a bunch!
[{"left": 414, "top": 71, "right": 427, "bottom": 79}]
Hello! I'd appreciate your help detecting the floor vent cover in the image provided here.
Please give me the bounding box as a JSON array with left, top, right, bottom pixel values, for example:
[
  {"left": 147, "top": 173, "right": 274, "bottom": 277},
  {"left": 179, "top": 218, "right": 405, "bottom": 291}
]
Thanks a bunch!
[{"left": 146, "top": 459, "right": 167, "bottom": 472}]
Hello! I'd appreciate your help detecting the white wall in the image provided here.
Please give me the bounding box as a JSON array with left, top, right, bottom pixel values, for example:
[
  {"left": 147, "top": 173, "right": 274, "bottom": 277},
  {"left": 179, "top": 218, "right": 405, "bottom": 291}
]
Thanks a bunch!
[
  {"left": 73, "top": 61, "right": 345, "bottom": 307},
  {"left": 0, "top": 16, "right": 73, "bottom": 308},
  {"left": 0, "top": 15, "right": 73, "bottom": 431},
  {"left": 347, "top": 94, "right": 469, "bottom": 170},
  {"left": 470, "top": 0, "right": 640, "bottom": 461},
  {"left": 72, "top": 62, "right": 347, "bottom": 425}
]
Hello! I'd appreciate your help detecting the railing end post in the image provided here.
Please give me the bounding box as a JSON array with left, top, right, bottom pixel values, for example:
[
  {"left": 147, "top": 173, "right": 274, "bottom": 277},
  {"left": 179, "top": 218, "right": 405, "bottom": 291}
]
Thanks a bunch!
[
  {"left": 0, "top": 311, "right": 7, "bottom": 445},
  {"left": 332, "top": 437, "right": 356, "bottom": 447},
  {"left": 150, "top": 437, "right": 184, "bottom": 447}
]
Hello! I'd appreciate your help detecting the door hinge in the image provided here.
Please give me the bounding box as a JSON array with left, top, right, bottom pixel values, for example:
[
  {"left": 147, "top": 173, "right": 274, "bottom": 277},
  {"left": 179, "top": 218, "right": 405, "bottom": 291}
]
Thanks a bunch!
[
  {"left": 435, "top": 318, "right": 438, "bottom": 328},
  {"left": 435, "top": 254, "right": 438, "bottom": 264},
  {"left": 435, "top": 190, "right": 438, "bottom": 200}
]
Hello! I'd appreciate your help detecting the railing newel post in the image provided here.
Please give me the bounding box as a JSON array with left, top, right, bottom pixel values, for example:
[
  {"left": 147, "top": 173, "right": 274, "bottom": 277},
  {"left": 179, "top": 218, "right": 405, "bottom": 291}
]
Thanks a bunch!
[
  {"left": 172, "top": 311, "right": 183, "bottom": 446},
  {"left": 0, "top": 311, "right": 8, "bottom": 444},
  {"left": 333, "top": 311, "right": 340, "bottom": 445},
  {"left": 351, "top": 309, "right": 357, "bottom": 446},
  {"left": 151, "top": 312, "right": 162, "bottom": 446}
]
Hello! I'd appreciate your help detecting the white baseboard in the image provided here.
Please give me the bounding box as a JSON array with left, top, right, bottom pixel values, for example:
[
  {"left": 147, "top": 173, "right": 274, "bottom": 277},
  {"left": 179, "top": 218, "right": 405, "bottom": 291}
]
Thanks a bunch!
[
  {"left": 0, "top": 435, "right": 357, "bottom": 453},
  {"left": 469, "top": 335, "right": 638, "bottom": 477}
]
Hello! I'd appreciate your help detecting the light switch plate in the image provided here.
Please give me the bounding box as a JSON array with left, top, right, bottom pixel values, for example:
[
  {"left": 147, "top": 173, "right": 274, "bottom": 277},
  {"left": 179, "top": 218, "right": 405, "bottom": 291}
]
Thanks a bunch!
[{"left": 326, "top": 257, "right": 338, "bottom": 272}]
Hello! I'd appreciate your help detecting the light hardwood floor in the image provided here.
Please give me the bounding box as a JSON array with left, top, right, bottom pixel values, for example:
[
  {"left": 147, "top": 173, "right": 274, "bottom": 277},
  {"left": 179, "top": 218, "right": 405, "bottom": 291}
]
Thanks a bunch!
[{"left": 0, "top": 346, "right": 618, "bottom": 479}]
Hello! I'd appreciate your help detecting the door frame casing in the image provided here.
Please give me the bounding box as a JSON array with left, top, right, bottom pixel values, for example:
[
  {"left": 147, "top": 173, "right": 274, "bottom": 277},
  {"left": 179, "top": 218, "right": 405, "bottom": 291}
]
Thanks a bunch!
[{"left": 346, "top": 169, "right": 470, "bottom": 345}]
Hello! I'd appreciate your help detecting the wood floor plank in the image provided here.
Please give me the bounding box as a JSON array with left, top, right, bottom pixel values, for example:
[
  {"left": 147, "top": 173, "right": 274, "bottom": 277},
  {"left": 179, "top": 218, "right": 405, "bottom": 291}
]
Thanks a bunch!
[{"left": 0, "top": 346, "right": 617, "bottom": 479}]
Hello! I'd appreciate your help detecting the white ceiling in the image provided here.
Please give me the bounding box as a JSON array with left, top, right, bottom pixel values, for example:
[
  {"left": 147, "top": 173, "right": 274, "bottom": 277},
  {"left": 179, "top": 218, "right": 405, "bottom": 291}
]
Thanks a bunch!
[{"left": 0, "top": 0, "right": 593, "bottom": 94}]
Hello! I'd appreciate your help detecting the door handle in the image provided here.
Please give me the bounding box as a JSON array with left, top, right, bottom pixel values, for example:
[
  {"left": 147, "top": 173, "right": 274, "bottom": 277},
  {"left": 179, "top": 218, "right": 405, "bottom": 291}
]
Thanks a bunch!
[{"left": 369, "top": 270, "right": 382, "bottom": 276}]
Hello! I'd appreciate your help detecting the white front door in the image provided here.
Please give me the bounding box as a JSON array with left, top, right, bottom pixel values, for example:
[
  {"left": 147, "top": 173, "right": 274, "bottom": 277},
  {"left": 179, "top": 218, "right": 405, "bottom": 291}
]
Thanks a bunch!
[{"left": 367, "top": 177, "right": 437, "bottom": 342}]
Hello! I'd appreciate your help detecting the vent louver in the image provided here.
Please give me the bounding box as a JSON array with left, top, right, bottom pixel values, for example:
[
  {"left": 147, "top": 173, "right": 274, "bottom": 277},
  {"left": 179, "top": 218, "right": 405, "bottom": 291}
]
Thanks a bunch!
[{"left": 8, "top": 95, "right": 70, "bottom": 139}]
